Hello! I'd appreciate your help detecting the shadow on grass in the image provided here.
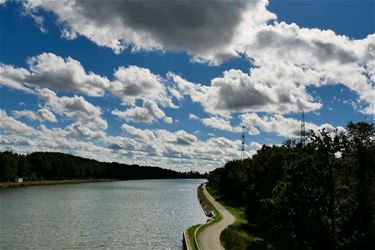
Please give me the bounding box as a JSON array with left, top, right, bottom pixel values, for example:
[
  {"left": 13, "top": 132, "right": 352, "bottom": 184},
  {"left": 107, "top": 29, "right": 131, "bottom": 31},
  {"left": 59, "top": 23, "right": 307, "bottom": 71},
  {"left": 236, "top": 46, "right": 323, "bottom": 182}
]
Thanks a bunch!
[{"left": 206, "top": 185, "right": 276, "bottom": 250}]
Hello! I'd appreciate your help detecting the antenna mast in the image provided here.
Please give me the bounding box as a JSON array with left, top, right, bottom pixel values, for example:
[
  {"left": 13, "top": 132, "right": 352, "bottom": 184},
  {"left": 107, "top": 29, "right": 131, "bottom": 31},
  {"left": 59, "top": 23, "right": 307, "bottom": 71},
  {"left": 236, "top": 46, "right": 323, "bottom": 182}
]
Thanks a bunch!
[
  {"left": 241, "top": 125, "right": 245, "bottom": 160},
  {"left": 300, "top": 109, "right": 306, "bottom": 146}
]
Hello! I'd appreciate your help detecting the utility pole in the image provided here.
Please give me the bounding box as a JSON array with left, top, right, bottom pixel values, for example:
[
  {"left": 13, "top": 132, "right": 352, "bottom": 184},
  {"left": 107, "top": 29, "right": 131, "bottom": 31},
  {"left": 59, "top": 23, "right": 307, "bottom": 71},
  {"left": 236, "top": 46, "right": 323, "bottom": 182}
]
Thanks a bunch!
[
  {"left": 241, "top": 125, "right": 245, "bottom": 160},
  {"left": 300, "top": 109, "right": 306, "bottom": 146}
]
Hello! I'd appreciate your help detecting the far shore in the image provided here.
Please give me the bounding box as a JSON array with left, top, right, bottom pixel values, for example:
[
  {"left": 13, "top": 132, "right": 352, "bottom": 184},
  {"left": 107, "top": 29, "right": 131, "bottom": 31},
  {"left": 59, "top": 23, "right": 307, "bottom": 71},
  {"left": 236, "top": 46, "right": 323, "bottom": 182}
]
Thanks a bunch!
[{"left": 0, "top": 179, "right": 117, "bottom": 189}]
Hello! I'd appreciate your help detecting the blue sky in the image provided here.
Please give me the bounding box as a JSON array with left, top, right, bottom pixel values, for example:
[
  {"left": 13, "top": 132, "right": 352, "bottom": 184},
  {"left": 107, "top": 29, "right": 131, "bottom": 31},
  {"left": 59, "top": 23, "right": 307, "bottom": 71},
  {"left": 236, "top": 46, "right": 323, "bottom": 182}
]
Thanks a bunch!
[{"left": 0, "top": 0, "right": 374, "bottom": 172}]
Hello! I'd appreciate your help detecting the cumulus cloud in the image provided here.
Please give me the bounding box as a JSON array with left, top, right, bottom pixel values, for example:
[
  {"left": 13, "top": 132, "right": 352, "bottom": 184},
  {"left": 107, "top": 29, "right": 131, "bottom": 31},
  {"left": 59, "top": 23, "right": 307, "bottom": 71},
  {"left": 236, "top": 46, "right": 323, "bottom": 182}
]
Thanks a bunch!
[
  {"left": 0, "top": 64, "right": 34, "bottom": 93},
  {"left": 208, "top": 69, "right": 321, "bottom": 114},
  {"left": 169, "top": 69, "right": 321, "bottom": 115},
  {"left": 199, "top": 115, "right": 261, "bottom": 135},
  {"left": 240, "top": 22, "right": 375, "bottom": 115},
  {"left": 24, "top": 0, "right": 274, "bottom": 64},
  {"left": 201, "top": 116, "right": 242, "bottom": 133},
  {"left": 12, "top": 108, "right": 57, "bottom": 122},
  {"left": 65, "top": 123, "right": 106, "bottom": 140},
  {"left": 0, "top": 109, "right": 37, "bottom": 135},
  {"left": 21, "top": 0, "right": 375, "bottom": 114},
  {"left": 37, "top": 108, "right": 57, "bottom": 122},
  {"left": 0, "top": 111, "right": 113, "bottom": 162},
  {"left": 109, "top": 66, "right": 176, "bottom": 124},
  {"left": 38, "top": 88, "right": 107, "bottom": 130},
  {"left": 112, "top": 100, "right": 172, "bottom": 124},
  {"left": 121, "top": 124, "right": 156, "bottom": 141},
  {"left": 240, "top": 113, "right": 343, "bottom": 138},
  {"left": 0, "top": 110, "right": 286, "bottom": 172},
  {"left": 111, "top": 65, "right": 175, "bottom": 107},
  {"left": 1, "top": 53, "right": 109, "bottom": 96},
  {"left": 155, "top": 129, "right": 198, "bottom": 146},
  {"left": 118, "top": 123, "right": 251, "bottom": 169}
]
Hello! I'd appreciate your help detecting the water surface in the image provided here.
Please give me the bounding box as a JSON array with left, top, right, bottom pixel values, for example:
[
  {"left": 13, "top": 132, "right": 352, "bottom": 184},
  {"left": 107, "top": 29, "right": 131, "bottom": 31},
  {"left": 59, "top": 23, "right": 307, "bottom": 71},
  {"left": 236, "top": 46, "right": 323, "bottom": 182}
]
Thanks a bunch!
[{"left": 0, "top": 179, "right": 206, "bottom": 250}]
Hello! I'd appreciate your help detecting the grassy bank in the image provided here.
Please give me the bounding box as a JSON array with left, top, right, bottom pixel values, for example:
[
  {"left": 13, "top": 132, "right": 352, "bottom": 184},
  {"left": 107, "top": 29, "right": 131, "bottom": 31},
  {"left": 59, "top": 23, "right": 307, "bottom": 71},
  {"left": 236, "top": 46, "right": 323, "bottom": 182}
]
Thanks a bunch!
[
  {"left": 196, "top": 184, "right": 222, "bottom": 235},
  {"left": 0, "top": 179, "right": 116, "bottom": 189},
  {"left": 186, "top": 224, "right": 200, "bottom": 250},
  {"left": 207, "top": 185, "right": 273, "bottom": 250}
]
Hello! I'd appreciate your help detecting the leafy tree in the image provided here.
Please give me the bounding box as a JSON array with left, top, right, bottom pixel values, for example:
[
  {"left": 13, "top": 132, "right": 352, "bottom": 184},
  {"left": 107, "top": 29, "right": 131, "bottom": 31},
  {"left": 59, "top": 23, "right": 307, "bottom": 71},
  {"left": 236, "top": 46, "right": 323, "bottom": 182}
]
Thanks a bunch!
[
  {"left": 207, "top": 121, "right": 375, "bottom": 250},
  {"left": 0, "top": 152, "right": 18, "bottom": 181}
]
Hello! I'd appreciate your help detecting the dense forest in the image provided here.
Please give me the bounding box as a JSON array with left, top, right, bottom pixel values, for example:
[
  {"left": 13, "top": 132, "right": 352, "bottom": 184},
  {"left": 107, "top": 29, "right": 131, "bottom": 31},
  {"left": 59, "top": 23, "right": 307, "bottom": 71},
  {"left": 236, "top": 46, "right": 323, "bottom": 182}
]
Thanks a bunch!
[
  {"left": 0, "top": 151, "right": 204, "bottom": 182},
  {"left": 208, "top": 121, "right": 375, "bottom": 249}
]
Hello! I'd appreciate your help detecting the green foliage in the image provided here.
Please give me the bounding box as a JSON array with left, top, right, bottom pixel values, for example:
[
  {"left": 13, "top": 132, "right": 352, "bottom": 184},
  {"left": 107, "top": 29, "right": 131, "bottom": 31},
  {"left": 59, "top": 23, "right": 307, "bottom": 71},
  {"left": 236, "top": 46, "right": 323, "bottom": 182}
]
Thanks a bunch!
[
  {"left": 0, "top": 152, "right": 18, "bottom": 181},
  {"left": 221, "top": 224, "right": 264, "bottom": 250},
  {"left": 208, "top": 121, "right": 375, "bottom": 250}
]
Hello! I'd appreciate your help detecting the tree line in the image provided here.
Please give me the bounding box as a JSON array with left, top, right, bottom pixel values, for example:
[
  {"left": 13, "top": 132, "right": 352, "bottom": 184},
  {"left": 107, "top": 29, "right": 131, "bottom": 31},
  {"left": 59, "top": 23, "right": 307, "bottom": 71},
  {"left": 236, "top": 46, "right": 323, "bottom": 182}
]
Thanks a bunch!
[
  {"left": 208, "top": 121, "right": 375, "bottom": 249},
  {"left": 0, "top": 151, "right": 205, "bottom": 182}
]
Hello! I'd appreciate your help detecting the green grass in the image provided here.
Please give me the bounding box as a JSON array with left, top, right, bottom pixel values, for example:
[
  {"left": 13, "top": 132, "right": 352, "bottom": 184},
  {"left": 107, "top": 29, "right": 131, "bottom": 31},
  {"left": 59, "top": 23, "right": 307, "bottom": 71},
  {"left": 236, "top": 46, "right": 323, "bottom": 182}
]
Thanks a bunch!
[
  {"left": 206, "top": 185, "right": 273, "bottom": 250},
  {"left": 187, "top": 224, "right": 201, "bottom": 250}
]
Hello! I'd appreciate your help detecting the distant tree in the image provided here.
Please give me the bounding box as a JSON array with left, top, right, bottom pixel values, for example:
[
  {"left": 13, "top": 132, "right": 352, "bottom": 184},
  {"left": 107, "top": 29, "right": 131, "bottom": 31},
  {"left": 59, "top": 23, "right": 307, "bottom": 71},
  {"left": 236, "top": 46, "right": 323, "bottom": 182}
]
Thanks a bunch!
[
  {"left": 0, "top": 152, "right": 18, "bottom": 181},
  {"left": 0, "top": 151, "right": 205, "bottom": 182}
]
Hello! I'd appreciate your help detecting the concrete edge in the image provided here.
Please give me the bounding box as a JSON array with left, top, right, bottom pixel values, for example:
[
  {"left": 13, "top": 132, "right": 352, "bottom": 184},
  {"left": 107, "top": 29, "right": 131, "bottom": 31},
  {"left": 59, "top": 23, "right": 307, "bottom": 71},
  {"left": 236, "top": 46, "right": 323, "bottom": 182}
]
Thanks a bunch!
[{"left": 183, "top": 230, "right": 193, "bottom": 250}]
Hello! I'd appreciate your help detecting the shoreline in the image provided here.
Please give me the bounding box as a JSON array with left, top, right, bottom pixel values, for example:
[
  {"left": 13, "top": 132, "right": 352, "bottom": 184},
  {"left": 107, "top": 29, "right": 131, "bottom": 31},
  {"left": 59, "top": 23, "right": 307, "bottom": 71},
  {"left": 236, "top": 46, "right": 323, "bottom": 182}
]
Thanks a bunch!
[
  {"left": 0, "top": 178, "right": 206, "bottom": 189},
  {"left": 0, "top": 179, "right": 117, "bottom": 189},
  {"left": 185, "top": 183, "right": 222, "bottom": 250}
]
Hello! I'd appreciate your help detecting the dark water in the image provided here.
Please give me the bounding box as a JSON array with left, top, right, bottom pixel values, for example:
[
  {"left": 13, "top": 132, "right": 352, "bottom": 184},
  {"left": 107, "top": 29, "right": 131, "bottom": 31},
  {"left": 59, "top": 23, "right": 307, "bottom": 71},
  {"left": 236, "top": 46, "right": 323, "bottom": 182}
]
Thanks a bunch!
[{"left": 0, "top": 179, "right": 206, "bottom": 250}]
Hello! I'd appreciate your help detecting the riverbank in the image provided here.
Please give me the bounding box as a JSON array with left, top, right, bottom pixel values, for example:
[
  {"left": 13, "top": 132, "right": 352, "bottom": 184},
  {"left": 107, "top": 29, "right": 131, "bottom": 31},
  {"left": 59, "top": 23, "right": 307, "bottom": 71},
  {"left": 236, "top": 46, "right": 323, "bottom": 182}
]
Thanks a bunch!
[
  {"left": 185, "top": 183, "right": 221, "bottom": 250},
  {"left": 0, "top": 179, "right": 117, "bottom": 189},
  {"left": 185, "top": 183, "right": 236, "bottom": 250}
]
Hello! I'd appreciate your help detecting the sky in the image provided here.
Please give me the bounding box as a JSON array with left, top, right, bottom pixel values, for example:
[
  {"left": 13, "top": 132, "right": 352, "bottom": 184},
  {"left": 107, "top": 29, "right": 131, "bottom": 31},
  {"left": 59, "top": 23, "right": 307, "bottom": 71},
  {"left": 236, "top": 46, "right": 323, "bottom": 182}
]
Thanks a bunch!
[{"left": 0, "top": 0, "right": 374, "bottom": 173}]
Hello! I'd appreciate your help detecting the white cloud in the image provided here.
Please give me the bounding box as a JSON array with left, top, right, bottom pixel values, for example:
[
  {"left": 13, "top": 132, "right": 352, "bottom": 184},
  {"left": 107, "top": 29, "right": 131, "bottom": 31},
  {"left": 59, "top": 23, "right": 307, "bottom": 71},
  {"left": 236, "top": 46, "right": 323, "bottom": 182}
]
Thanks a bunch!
[
  {"left": 65, "top": 124, "right": 106, "bottom": 140},
  {"left": 117, "top": 124, "right": 255, "bottom": 170},
  {"left": 169, "top": 69, "right": 321, "bottom": 115},
  {"left": 21, "top": 0, "right": 375, "bottom": 114},
  {"left": 155, "top": 129, "right": 198, "bottom": 146},
  {"left": 239, "top": 22, "right": 375, "bottom": 115},
  {"left": 121, "top": 124, "right": 155, "bottom": 141},
  {"left": 240, "top": 112, "right": 343, "bottom": 138},
  {"left": 12, "top": 108, "right": 57, "bottom": 122},
  {"left": 38, "top": 88, "right": 107, "bottom": 130},
  {"left": 111, "top": 65, "right": 175, "bottom": 107},
  {"left": 201, "top": 116, "right": 242, "bottom": 133},
  {"left": 189, "top": 113, "right": 200, "bottom": 121},
  {"left": 23, "top": 0, "right": 274, "bottom": 64},
  {"left": 0, "top": 64, "right": 34, "bottom": 93},
  {"left": 0, "top": 53, "right": 110, "bottom": 96},
  {"left": 112, "top": 100, "right": 172, "bottom": 124},
  {"left": 250, "top": 141, "right": 263, "bottom": 151},
  {"left": 168, "top": 72, "right": 208, "bottom": 104},
  {"left": 0, "top": 110, "right": 293, "bottom": 172},
  {"left": 0, "top": 109, "right": 37, "bottom": 135},
  {"left": 37, "top": 108, "right": 57, "bottom": 122}
]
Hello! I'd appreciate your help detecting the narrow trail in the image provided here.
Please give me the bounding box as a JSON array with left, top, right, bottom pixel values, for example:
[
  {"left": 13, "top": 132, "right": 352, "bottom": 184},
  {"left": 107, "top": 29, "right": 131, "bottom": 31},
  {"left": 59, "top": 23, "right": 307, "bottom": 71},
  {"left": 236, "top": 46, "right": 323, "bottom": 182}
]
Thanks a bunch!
[{"left": 198, "top": 184, "right": 235, "bottom": 250}]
